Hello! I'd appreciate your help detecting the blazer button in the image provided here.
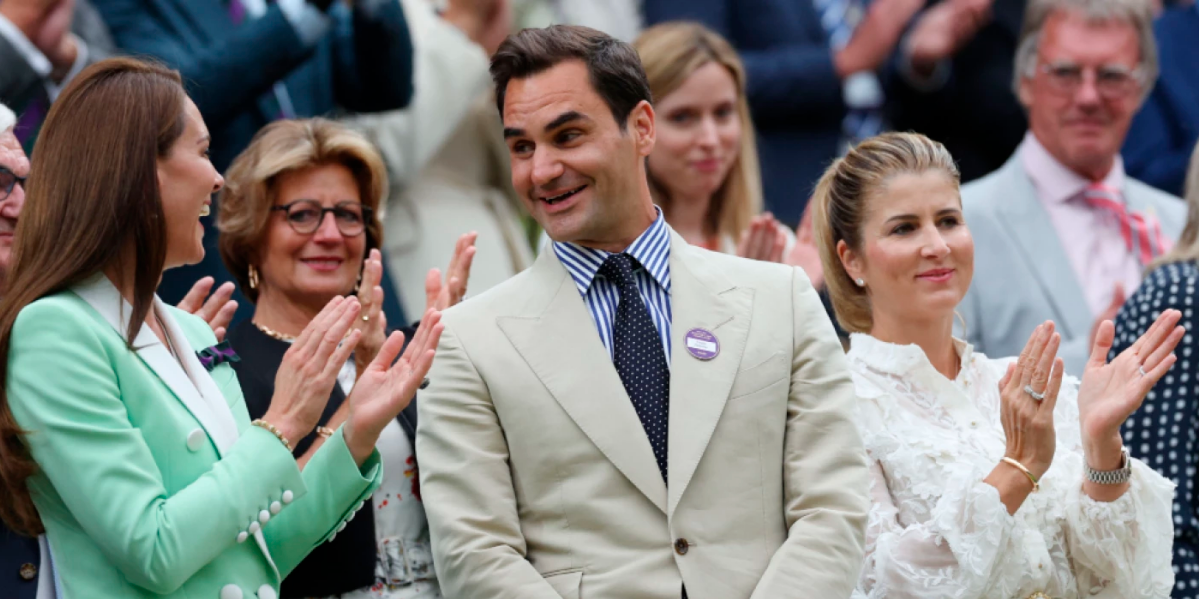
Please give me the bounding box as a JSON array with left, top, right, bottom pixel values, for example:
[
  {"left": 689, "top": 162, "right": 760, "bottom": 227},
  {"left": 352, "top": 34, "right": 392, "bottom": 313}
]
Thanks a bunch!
[
  {"left": 220, "top": 583, "right": 244, "bottom": 599},
  {"left": 19, "top": 562, "right": 37, "bottom": 580},
  {"left": 257, "top": 584, "right": 278, "bottom": 599},
  {"left": 186, "top": 428, "right": 205, "bottom": 452},
  {"left": 674, "top": 538, "right": 689, "bottom": 555}
]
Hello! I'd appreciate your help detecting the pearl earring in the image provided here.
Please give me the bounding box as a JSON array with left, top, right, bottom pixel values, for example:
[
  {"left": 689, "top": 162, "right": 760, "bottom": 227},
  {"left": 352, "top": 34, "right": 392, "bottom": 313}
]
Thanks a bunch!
[{"left": 855, "top": 278, "right": 865, "bottom": 287}]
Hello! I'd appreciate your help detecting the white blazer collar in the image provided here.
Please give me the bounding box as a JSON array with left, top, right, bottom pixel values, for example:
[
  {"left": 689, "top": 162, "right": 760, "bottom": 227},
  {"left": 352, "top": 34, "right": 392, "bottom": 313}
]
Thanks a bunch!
[{"left": 70, "top": 274, "right": 241, "bottom": 456}]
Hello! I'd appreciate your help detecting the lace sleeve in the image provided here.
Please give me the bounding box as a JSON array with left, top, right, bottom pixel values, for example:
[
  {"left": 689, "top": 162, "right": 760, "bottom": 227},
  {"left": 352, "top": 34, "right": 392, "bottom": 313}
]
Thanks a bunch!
[
  {"left": 1060, "top": 450, "right": 1176, "bottom": 597},
  {"left": 859, "top": 458, "right": 1021, "bottom": 598}
]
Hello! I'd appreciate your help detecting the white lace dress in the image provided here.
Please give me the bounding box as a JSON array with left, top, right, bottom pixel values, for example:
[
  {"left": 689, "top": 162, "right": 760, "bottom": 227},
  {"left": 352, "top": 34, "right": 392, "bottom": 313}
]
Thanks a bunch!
[{"left": 846, "top": 333, "right": 1176, "bottom": 599}]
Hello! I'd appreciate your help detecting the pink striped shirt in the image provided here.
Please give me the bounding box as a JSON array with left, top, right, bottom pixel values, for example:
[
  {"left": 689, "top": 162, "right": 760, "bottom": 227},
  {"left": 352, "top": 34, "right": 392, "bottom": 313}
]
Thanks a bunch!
[{"left": 1019, "top": 132, "right": 1142, "bottom": 316}]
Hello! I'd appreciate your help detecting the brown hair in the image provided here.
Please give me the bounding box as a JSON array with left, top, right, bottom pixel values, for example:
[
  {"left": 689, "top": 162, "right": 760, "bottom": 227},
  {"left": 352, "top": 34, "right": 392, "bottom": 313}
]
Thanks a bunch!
[
  {"left": 634, "top": 22, "right": 763, "bottom": 247},
  {"left": 490, "top": 25, "right": 652, "bottom": 130},
  {"left": 812, "top": 132, "right": 961, "bottom": 333},
  {"left": 218, "top": 118, "right": 388, "bottom": 303},
  {"left": 0, "top": 57, "right": 186, "bottom": 535},
  {"left": 1148, "top": 140, "right": 1199, "bottom": 271}
]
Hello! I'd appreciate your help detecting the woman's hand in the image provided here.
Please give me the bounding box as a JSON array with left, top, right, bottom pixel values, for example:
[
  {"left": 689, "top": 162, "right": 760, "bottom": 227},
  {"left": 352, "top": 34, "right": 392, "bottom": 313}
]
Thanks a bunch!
[
  {"left": 736, "top": 214, "right": 787, "bottom": 263},
  {"left": 262, "top": 297, "right": 362, "bottom": 445},
  {"left": 783, "top": 204, "right": 823, "bottom": 288},
  {"left": 343, "top": 308, "right": 445, "bottom": 465},
  {"left": 352, "top": 249, "right": 388, "bottom": 374},
  {"left": 425, "top": 232, "right": 478, "bottom": 312},
  {"left": 176, "top": 276, "right": 238, "bottom": 341},
  {"left": 998, "top": 321, "right": 1065, "bottom": 481},
  {"left": 1078, "top": 310, "right": 1183, "bottom": 469}
]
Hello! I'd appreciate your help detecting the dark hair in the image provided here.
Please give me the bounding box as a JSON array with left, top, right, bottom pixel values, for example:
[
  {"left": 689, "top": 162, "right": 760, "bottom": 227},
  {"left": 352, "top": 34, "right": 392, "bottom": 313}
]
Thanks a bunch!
[
  {"left": 490, "top": 25, "right": 652, "bottom": 130},
  {"left": 0, "top": 57, "right": 186, "bottom": 536}
]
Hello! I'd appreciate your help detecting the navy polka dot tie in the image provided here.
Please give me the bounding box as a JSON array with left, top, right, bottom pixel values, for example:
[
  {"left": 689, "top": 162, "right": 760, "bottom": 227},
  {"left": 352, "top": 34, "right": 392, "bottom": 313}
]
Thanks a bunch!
[{"left": 598, "top": 253, "right": 670, "bottom": 482}]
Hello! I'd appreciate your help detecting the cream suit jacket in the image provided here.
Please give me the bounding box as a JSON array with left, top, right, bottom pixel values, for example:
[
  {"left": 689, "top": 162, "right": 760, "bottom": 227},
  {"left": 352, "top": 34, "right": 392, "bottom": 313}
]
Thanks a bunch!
[{"left": 416, "top": 229, "right": 870, "bottom": 599}]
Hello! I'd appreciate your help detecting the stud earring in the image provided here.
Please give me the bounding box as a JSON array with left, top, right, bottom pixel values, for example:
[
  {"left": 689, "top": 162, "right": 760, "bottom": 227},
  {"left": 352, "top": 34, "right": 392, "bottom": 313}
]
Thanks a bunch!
[
  {"left": 855, "top": 278, "right": 865, "bottom": 287},
  {"left": 248, "top": 265, "right": 260, "bottom": 290}
]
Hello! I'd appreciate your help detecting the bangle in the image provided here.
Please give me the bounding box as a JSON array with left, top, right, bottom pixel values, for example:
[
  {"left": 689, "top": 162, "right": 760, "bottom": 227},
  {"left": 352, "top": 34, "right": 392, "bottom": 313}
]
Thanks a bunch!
[
  {"left": 1001, "top": 457, "right": 1040, "bottom": 493},
  {"left": 315, "top": 426, "right": 335, "bottom": 439},
  {"left": 252, "top": 419, "right": 293, "bottom": 452}
]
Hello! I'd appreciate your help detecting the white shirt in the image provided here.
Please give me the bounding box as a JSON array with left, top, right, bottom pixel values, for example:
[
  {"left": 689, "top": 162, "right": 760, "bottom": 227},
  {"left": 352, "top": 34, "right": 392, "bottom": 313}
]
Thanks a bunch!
[{"left": 846, "top": 333, "right": 1176, "bottom": 598}]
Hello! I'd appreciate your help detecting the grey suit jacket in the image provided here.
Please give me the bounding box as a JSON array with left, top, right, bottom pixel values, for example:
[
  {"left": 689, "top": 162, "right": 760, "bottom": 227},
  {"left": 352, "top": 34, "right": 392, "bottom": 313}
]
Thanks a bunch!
[
  {"left": 0, "top": 0, "right": 114, "bottom": 111},
  {"left": 959, "top": 154, "right": 1186, "bottom": 374}
]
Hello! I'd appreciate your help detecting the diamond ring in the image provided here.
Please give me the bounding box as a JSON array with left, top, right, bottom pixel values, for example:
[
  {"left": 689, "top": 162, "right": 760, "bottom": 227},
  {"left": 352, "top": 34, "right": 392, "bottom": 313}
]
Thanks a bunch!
[
  {"left": 1023, "top": 384, "right": 1046, "bottom": 401},
  {"left": 1138, "top": 365, "right": 1148, "bottom": 377}
]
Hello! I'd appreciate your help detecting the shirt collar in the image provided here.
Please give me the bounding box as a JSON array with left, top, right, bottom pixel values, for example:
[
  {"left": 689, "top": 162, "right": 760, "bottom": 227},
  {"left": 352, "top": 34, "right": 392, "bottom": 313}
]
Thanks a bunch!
[
  {"left": 552, "top": 207, "right": 672, "bottom": 295},
  {"left": 1019, "top": 131, "right": 1126, "bottom": 205},
  {"left": 847, "top": 333, "right": 975, "bottom": 384}
]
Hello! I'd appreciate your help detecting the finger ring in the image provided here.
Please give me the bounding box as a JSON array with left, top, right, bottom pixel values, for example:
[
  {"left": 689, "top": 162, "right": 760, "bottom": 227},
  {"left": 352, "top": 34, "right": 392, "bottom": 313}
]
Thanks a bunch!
[
  {"left": 362, "top": 315, "right": 370, "bottom": 322},
  {"left": 1023, "top": 384, "right": 1046, "bottom": 401},
  {"left": 419, "top": 377, "right": 430, "bottom": 390},
  {"left": 1138, "top": 365, "right": 1148, "bottom": 377}
]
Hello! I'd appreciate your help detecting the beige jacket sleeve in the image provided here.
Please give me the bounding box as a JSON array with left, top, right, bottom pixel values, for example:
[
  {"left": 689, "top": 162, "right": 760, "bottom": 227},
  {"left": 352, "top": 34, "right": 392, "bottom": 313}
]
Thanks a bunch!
[
  {"left": 750, "top": 268, "right": 870, "bottom": 598},
  {"left": 415, "top": 323, "right": 562, "bottom": 599}
]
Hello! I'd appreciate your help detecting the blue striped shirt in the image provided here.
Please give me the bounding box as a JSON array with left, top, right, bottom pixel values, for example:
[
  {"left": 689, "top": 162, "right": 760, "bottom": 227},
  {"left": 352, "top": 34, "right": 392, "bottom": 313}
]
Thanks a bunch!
[{"left": 552, "top": 211, "right": 673, "bottom": 366}]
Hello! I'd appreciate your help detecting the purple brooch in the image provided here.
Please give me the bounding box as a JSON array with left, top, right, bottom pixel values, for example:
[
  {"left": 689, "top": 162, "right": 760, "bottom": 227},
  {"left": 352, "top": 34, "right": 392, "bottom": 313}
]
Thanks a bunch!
[{"left": 196, "top": 340, "right": 240, "bottom": 372}]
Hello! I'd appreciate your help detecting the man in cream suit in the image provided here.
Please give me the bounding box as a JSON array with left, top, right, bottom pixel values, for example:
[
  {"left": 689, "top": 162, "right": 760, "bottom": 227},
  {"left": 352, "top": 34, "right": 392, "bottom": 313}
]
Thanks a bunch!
[
  {"left": 959, "top": 0, "right": 1185, "bottom": 374},
  {"left": 415, "top": 25, "right": 869, "bottom": 599}
]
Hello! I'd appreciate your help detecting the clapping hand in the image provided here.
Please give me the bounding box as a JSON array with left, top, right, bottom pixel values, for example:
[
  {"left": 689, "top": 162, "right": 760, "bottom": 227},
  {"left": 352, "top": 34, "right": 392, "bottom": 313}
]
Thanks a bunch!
[
  {"left": 177, "top": 276, "right": 238, "bottom": 341},
  {"left": 352, "top": 249, "right": 388, "bottom": 373},
  {"left": 1078, "top": 310, "right": 1184, "bottom": 459},
  {"left": 736, "top": 214, "right": 788, "bottom": 263},
  {"left": 425, "top": 232, "right": 477, "bottom": 312},
  {"left": 342, "top": 308, "right": 444, "bottom": 466},
  {"left": 997, "top": 322, "right": 1065, "bottom": 481}
]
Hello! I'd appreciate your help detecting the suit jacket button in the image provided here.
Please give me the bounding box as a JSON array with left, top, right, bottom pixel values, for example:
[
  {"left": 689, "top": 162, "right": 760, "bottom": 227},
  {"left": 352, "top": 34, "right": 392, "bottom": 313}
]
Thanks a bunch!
[
  {"left": 674, "top": 538, "right": 689, "bottom": 555},
  {"left": 186, "top": 428, "right": 205, "bottom": 452},
  {"left": 19, "top": 563, "right": 36, "bottom": 580},
  {"left": 220, "top": 583, "right": 244, "bottom": 599}
]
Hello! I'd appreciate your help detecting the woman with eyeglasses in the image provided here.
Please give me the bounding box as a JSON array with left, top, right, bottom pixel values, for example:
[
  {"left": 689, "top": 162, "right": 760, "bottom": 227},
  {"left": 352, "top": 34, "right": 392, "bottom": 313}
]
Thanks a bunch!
[{"left": 217, "top": 118, "right": 474, "bottom": 599}]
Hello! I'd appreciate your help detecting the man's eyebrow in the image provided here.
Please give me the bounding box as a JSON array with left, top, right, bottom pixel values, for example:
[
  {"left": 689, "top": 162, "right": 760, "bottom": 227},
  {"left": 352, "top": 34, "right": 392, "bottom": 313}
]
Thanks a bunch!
[
  {"left": 545, "top": 111, "right": 588, "bottom": 132},
  {"left": 503, "top": 127, "right": 525, "bottom": 139}
]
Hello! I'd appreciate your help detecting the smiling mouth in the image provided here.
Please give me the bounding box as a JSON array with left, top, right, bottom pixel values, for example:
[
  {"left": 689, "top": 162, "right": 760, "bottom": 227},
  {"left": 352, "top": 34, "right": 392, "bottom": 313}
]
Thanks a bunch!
[
  {"left": 543, "top": 185, "right": 587, "bottom": 205},
  {"left": 200, "top": 205, "right": 210, "bottom": 217}
]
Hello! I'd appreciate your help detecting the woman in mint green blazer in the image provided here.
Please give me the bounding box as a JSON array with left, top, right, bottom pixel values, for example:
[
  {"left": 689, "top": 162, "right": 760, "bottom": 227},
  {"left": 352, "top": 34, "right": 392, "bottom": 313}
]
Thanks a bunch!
[{"left": 0, "top": 57, "right": 443, "bottom": 599}]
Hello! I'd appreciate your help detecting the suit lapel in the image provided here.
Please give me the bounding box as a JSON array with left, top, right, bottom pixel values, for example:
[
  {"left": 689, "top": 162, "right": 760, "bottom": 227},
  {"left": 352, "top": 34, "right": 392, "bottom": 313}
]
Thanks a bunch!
[
  {"left": 993, "top": 157, "right": 1093, "bottom": 339},
  {"left": 498, "top": 251, "right": 667, "bottom": 514},
  {"left": 665, "top": 236, "right": 752, "bottom": 515},
  {"left": 71, "top": 276, "right": 240, "bottom": 457}
]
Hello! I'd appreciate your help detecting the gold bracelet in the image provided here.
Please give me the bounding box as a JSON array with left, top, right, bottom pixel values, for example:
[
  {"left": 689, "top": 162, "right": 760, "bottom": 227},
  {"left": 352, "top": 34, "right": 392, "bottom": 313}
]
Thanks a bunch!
[
  {"left": 315, "top": 426, "right": 335, "bottom": 439},
  {"left": 252, "top": 419, "right": 294, "bottom": 452},
  {"left": 1001, "top": 457, "right": 1040, "bottom": 492}
]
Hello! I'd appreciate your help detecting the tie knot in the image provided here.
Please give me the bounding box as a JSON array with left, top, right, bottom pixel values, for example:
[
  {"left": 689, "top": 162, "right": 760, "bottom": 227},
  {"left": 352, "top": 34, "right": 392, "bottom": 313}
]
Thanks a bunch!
[{"left": 597, "top": 253, "right": 640, "bottom": 289}]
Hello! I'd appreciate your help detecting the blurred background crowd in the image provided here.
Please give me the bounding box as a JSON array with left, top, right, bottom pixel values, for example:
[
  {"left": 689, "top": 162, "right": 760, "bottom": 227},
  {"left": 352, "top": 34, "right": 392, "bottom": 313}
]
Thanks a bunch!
[{"left": 5, "top": 0, "right": 1199, "bottom": 597}]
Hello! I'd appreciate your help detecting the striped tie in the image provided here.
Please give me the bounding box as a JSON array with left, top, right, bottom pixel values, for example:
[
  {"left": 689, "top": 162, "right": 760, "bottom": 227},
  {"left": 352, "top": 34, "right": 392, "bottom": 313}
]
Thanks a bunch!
[
  {"left": 1083, "top": 183, "right": 1171, "bottom": 265},
  {"left": 15, "top": 95, "right": 47, "bottom": 148},
  {"left": 813, "top": 0, "right": 883, "bottom": 143}
]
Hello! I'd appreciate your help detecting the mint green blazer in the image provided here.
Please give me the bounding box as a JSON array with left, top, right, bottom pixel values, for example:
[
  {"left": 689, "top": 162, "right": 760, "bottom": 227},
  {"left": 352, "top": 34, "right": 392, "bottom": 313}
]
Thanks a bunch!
[{"left": 5, "top": 276, "right": 382, "bottom": 599}]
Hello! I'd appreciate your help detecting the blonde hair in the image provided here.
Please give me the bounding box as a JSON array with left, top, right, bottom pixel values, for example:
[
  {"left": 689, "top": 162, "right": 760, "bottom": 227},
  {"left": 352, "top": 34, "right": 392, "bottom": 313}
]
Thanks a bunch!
[
  {"left": 218, "top": 118, "right": 388, "bottom": 303},
  {"left": 1147, "top": 140, "right": 1199, "bottom": 271},
  {"left": 812, "top": 132, "right": 961, "bottom": 333},
  {"left": 634, "top": 22, "right": 763, "bottom": 245}
]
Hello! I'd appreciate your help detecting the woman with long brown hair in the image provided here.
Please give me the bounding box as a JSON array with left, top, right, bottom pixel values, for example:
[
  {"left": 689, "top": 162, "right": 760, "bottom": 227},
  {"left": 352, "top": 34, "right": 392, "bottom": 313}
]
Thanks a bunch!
[
  {"left": 0, "top": 57, "right": 443, "bottom": 599},
  {"left": 633, "top": 21, "right": 792, "bottom": 261}
]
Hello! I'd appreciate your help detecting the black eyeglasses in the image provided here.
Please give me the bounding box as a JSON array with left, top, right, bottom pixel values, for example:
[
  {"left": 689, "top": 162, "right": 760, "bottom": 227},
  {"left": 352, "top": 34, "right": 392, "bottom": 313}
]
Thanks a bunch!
[
  {"left": 0, "top": 166, "right": 26, "bottom": 202},
  {"left": 271, "top": 199, "right": 373, "bottom": 236}
]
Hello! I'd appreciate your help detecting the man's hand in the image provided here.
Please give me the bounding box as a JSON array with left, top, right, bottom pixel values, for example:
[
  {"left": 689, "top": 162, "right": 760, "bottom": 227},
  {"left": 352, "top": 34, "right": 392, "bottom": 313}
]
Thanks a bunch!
[
  {"left": 177, "top": 277, "right": 239, "bottom": 341},
  {"left": 834, "top": 0, "right": 926, "bottom": 77},
  {"left": 0, "top": 0, "right": 76, "bottom": 75},
  {"left": 442, "top": 0, "right": 511, "bottom": 56},
  {"left": 905, "top": 0, "right": 992, "bottom": 68}
]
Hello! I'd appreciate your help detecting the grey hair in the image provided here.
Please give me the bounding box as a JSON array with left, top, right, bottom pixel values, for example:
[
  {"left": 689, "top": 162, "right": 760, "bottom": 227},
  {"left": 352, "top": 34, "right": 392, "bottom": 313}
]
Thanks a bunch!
[
  {"left": 1012, "top": 0, "right": 1158, "bottom": 103},
  {"left": 0, "top": 103, "right": 15, "bottom": 134}
]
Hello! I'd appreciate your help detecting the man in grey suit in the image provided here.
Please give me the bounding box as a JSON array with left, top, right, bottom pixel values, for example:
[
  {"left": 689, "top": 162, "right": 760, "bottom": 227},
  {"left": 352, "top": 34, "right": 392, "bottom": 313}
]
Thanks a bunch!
[
  {"left": 0, "top": 0, "right": 114, "bottom": 151},
  {"left": 959, "top": 0, "right": 1185, "bottom": 375}
]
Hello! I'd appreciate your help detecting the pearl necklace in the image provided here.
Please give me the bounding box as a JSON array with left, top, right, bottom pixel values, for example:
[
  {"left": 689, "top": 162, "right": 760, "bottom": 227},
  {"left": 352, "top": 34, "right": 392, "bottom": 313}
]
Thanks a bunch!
[{"left": 253, "top": 322, "right": 296, "bottom": 343}]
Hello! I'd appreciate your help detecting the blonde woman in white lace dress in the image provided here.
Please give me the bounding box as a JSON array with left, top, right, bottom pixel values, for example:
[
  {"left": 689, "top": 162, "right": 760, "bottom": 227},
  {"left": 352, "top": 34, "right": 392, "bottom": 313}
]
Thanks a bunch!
[{"left": 811, "top": 132, "right": 1183, "bottom": 599}]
